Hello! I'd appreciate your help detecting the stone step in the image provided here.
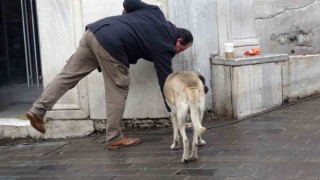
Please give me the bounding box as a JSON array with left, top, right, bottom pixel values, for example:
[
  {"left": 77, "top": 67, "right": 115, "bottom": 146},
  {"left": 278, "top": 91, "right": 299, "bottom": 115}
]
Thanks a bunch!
[
  {"left": 0, "top": 118, "right": 94, "bottom": 139},
  {"left": 0, "top": 118, "right": 42, "bottom": 139}
]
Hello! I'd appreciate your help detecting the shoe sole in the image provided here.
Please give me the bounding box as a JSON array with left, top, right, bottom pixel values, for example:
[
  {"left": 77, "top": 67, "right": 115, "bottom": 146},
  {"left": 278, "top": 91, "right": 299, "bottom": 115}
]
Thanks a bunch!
[
  {"left": 107, "top": 139, "right": 142, "bottom": 150},
  {"left": 26, "top": 112, "right": 46, "bottom": 134}
]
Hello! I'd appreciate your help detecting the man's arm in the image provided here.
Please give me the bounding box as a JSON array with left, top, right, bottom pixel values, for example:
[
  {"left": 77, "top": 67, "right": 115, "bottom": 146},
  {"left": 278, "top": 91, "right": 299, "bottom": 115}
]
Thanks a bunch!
[
  {"left": 154, "top": 52, "right": 174, "bottom": 112},
  {"left": 123, "top": 0, "right": 150, "bottom": 13}
]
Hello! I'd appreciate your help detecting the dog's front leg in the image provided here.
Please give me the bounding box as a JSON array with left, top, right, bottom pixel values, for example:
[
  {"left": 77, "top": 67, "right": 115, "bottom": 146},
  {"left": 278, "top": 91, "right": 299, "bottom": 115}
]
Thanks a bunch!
[{"left": 170, "top": 113, "right": 180, "bottom": 150}]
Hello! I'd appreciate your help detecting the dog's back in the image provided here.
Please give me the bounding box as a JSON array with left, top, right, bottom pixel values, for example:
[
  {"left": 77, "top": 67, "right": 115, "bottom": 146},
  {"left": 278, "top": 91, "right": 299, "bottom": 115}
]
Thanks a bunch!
[
  {"left": 164, "top": 71, "right": 207, "bottom": 163},
  {"left": 164, "top": 71, "right": 206, "bottom": 134},
  {"left": 164, "top": 71, "right": 202, "bottom": 101}
]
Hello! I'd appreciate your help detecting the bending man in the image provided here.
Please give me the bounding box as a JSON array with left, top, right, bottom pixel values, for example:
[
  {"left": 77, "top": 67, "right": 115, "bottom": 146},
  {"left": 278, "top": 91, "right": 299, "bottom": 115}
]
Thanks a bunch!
[{"left": 27, "top": 0, "right": 193, "bottom": 149}]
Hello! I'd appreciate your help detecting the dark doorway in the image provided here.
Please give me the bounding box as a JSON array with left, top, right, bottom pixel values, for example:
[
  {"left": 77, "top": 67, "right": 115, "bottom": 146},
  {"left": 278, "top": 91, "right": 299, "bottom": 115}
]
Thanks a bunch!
[{"left": 0, "top": 0, "right": 42, "bottom": 117}]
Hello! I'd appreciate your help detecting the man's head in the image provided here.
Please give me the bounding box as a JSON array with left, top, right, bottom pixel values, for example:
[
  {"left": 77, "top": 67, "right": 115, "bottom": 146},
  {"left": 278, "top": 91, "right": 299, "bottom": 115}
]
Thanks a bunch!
[{"left": 175, "top": 28, "right": 193, "bottom": 54}]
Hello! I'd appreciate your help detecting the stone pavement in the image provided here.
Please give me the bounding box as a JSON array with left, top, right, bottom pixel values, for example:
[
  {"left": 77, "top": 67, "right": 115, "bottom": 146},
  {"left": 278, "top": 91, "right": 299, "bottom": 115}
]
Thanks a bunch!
[{"left": 0, "top": 97, "right": 320, "bottom": 180}]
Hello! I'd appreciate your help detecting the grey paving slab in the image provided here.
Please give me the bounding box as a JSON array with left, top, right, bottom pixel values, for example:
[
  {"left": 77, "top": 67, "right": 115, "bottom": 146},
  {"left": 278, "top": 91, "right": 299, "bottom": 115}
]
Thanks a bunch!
[
  {"left": 0, "top": 96, "right": 320, "bottom": 179},
  {"left": 78, "top": 176, "right": 114, "bottom": 180},
  {"left": 175, "top": 169, "right": 217, "bottom": 176},
  {"left": 112, "top": 176, "right": 188, "bottom": 180}
]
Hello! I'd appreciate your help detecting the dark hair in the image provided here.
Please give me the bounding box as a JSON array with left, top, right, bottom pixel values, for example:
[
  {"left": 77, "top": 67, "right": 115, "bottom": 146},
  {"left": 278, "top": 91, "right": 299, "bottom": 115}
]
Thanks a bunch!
[{"left": 177, "top": 28, "right": 193, "bottom": 45}]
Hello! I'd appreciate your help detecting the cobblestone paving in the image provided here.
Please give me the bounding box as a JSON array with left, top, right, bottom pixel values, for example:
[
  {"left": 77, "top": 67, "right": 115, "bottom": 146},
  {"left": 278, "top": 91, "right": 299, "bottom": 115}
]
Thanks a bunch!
[{"left": 0, "top": 97, "right": 320, "bottom": 179}]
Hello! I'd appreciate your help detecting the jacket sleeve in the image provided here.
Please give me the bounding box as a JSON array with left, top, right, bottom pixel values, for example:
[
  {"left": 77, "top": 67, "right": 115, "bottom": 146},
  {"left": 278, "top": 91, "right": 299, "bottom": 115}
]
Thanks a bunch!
[
  {"left": 123, "top": 0, "right": 150, "bottom": 13},
  {"left": 153, "top": 52, "right": 174, "bottom": 112}
]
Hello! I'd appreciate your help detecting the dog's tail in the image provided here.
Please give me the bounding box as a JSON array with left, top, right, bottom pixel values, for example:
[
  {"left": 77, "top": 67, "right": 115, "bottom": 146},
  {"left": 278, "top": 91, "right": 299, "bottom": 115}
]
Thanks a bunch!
[{"left": 186, "top": 88, "right": 206, "bottom": 134}]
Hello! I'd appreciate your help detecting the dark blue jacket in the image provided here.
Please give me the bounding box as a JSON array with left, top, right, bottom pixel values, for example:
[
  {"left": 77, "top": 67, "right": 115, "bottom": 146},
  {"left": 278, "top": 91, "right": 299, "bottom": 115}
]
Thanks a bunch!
[{"left": 86, "top": 0, "right": 178, "bottom": 111}]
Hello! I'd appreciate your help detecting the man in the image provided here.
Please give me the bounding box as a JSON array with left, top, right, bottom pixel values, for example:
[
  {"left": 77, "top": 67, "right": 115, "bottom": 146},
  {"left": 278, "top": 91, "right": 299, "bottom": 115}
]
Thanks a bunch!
[{"left": 26, "top": 0, "right": 193, "bottom": 149}]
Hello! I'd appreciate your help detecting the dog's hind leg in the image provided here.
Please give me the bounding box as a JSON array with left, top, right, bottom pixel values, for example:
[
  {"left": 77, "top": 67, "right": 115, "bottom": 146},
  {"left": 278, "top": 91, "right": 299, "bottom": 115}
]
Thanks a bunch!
[
  {"left": 190, "top": 126, "right": 199, "bottom": 161},
  {"left": 197, "top": 123, "right": 206, "bottom": 146},
  {"left": 188, "top": 88, "right": 206, "bottom": 161},
  {"left": 176, "top": 103, "right": 189, "bottom": 164},
  {"left": 170, "top": 112, "right": 180, "bottom": 150},
  {"left": 197, "top": 135, "right": 206, "bottom": 146},
  {"left": 186, "top": 88, "right": 206, "bottom": 135}
]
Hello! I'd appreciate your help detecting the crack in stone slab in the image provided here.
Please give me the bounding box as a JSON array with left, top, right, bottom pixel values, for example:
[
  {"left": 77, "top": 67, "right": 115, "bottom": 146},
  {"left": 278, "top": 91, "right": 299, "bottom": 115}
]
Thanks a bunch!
[
  {"left": 310, "top": 24, "right": 320, "bottom": 31},
  {"left": 255, "top": 0, "right": 317, "bottom": 20}
]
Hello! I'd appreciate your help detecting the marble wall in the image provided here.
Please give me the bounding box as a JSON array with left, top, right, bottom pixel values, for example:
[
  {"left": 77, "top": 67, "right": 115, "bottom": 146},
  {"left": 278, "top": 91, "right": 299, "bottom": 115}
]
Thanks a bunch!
[
  {"left": 253, "top": 0, "right": 320, "bottom": 102},
  {"left": 254, "top": 0, "right": 320, "bottom": 55},
  {"left": 283, "top": 55, "right": 320, "bottom": 101}
]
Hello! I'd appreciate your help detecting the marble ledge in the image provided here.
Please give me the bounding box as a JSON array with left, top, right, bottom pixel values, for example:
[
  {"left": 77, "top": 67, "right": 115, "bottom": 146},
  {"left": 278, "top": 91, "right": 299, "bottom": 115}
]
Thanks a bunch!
[{"left": 210, "top": 54, "right": 289, "bottom": 66}]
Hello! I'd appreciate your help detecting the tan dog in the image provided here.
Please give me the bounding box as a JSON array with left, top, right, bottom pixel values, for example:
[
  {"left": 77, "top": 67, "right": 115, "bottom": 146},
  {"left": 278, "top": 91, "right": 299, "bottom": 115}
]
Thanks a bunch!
[{"left": 164, "top": 71, "right": 208, "bottom": 163}]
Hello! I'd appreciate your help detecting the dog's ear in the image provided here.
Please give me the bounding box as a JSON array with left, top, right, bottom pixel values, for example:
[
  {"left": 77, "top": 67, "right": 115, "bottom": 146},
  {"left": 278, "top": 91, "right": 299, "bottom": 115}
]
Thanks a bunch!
[
  {"left": 204, "top": 85, "right": 209, "bottom": 94},
  {"left": 198, "top": 75, "right": 206, "bottom": 84},
  {"left": 198, "top": 75, "right": 209, "bottom": 94}
]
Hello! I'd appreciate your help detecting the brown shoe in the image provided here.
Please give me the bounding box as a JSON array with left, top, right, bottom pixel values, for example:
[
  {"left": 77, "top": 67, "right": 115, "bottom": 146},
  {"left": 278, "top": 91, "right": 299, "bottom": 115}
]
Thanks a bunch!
[
  {"left": 26, "top": 112, "right": 46, "bottom": 134},
  {"left": 107, "top": 136, "right": 142, "bottom": 150}
]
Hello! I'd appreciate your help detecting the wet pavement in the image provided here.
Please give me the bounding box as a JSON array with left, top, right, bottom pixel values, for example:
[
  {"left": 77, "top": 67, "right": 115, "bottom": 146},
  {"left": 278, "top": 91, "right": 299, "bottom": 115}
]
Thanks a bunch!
[{"left": 1, "top": 97, "right": 320, "bottom": 179}]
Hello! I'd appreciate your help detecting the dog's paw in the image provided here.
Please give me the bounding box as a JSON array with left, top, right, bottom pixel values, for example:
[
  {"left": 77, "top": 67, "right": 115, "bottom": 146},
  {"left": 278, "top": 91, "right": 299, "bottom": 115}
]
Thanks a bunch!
[
  {"left": 197, "top": 139, "right": 206, "bottom": 146},
  {"left": 181, "top": 158, "right": 188, "bottom": 164},
  {"left": 170, "top": 143, "right": 180, "bottom": 150},
  {"left": 189, "top": 155, "right": 198, "bottom": 161}
]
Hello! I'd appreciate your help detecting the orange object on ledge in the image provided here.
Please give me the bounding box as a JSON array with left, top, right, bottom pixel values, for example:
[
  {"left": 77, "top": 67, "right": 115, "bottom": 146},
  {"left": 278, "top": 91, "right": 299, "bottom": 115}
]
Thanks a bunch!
[{"left": 244, "top": 48, "right": 261, "bottom": 56}]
